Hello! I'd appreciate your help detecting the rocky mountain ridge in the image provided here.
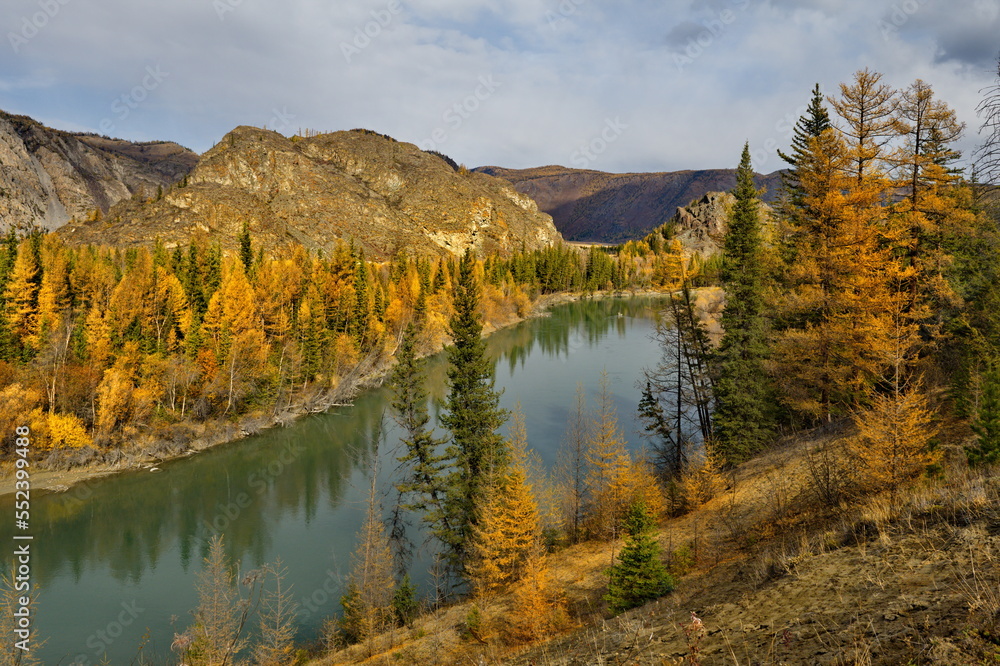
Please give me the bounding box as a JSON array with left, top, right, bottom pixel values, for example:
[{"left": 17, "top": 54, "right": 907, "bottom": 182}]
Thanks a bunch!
[
  {"left": 58, "top": 127, "right": 562, "bottom": 259},
  {"left": 0, "top": 110, "right": 197, "bottom": 231}
]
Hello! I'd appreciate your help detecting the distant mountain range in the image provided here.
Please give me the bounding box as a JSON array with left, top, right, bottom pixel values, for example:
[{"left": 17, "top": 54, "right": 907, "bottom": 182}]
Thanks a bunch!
[
  {"left": 1, "top": 109, "right": 784, "bottom": 251},
  {"left": 474, "top": 165, "right": 784, "bottom": 243}
]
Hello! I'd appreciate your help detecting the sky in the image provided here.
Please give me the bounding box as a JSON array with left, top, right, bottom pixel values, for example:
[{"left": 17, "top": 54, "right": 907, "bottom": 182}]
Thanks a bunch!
[{"left": 1, "top": 0, "right": 998, "bottom": 174}]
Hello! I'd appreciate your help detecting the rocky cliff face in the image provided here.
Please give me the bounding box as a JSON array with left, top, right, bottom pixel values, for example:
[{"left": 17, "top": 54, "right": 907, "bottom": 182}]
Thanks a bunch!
[
  {"left": 59, "top": 127, "right": 562, "bottom": 259},
  {"left": 0, "top": 110, "right": 197, "bottom": 231},
  {"left": 671, "top": 190, "right": 774, "bottom": 256},
  {"left": 475, "top": 165, "right": 783, "bottom": 243}
]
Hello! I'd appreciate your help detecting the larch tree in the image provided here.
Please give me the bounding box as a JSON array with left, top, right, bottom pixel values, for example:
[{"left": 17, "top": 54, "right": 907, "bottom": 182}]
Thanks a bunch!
[
  {"left": 772, "top": 128, "right": 908, "bottom": 420},
  {"left": 180, "top": 535, "right": 252, "bottom": 666},
  {"left": 467, "top": 409, "right": 541, "bottom": 597},
  {"left": 585, "top": 370, "right": 632, "bottom": 540},
  {"left": 830, "top": 67, "right": 898, "bottom": 185},
  {"left": 712, "top": 143, "right": 776, "bottom": 465},
  {"left": 556, "top": 384, "right": 590, "bottom": 543},
  {"left": 439, "top": 249, "right": 509, "bottom": 579},
  {"left": 339, "top": 462, "right": 396, "bottom": 653},
  {"left": 975, "top": 53, "right": 1000, "bottom": 184},
  {"left": 3, "top": 241, "right": 40, "bottom": 359},
  {"left": 889, "top": 79, "right": 969, "bottom": 314},
  {"left": 252, "top": 560, "right": 297, "bottom": 666}
]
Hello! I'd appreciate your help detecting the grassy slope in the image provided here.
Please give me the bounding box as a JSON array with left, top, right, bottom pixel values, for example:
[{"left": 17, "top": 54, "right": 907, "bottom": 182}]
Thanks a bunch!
[{"left": 316, "top": 417, "right": 1000, "bottom": 665}]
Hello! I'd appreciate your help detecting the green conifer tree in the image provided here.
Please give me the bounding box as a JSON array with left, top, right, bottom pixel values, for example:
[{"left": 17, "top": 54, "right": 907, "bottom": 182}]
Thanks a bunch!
[
  {"left": 238, "top": 222, "right": 253, "bottom": 274},
  {"left": 391, "top": 324, "right": 454, "bottom": 552},
  {"left": 605, "top": 502, "right": 674, "bottom": 614},
  {"left": 969, "top": 364, "right": 1000, "bottom": 467},
  {"left": 778, "top": 84, "right": 832, "bottom": 210},
  {"left": 440, "top": 250, "right": 509, "bottom": 578},
  {"left": 712, "top": 144, "right": 775, "bottom": 465}
]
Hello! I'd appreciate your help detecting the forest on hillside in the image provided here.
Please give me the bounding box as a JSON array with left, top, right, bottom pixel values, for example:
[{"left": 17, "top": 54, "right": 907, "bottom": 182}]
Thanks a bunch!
[{"left": 3, "top": 62, "right": 1000, "bottom": 664}]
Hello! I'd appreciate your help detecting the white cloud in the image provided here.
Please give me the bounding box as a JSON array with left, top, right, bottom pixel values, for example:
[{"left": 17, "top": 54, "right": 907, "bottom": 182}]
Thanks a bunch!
[{"left": 0, "top": 0, "right": 993, "bottom": 172}]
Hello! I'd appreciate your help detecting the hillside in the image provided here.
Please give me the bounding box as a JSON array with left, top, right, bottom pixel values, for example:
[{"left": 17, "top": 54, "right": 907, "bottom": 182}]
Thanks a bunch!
[
  {"left": 0, "top": 110, "right": 197, "bottom": 231},
  {"left": 58, "top": 127, "right": 562, "bottom": 259},
  {"left": 317, "top": 419, "right": 1000, "bottom": 666},
  {"left": 475, "top": 165, "right": 783, "bottom": 243}
]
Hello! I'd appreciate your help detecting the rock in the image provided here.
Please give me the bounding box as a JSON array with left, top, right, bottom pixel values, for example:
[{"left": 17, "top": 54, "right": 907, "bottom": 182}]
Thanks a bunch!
[
  {"left": 0, "top": 110, "right": 196, "bottom": 232},
  {"left": 59, "top": 127, "right": 562, "bottom": 259}
]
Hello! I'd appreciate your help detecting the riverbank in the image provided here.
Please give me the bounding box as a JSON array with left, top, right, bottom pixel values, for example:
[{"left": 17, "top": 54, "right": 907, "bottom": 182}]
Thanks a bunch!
[{"left": 0, "top": 288, "right": 676, "bottom": 500}]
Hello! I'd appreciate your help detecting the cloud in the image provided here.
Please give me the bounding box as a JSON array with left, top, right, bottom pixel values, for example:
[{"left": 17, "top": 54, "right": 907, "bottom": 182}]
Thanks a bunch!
[{"left": 0, "top": 0, "right": 994, "bottom": 173}]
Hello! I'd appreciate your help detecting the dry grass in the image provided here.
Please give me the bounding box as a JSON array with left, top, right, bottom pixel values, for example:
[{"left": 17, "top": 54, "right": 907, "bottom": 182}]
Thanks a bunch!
[{"left": 311, "top": 419, "right": 1000, "bottom": 665}]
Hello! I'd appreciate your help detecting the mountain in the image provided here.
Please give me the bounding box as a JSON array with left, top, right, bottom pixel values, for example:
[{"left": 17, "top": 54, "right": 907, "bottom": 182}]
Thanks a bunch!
[
  {"left": 0, "top": 110, "right": 197, "bottom": 232},
  {"left": 474, "top": 165, "right": 784, "bottom": 243},
  {"left": 670, "top": 190, "right": 774, "bottom": 257},
  {"left": 58, "top": 127, "right": 562, "bottom": 259}
]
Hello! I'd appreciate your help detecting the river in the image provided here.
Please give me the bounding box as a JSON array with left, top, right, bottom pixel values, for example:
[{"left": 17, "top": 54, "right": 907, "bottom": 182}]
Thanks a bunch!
[{"left": 0, "top": 295, "right": 669, "bottom": 664}]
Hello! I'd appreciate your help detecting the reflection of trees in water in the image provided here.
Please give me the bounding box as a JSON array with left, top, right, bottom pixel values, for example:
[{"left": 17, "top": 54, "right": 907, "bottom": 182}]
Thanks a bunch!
[
  {"left": 6, "top": 297, "right": 668, "bottom": 590},
  {"left": 491, "top": 297, "right": 665, "bottom": 374},
  {"left": 5, "top": 402, "right": 381, "bottom": 587}
]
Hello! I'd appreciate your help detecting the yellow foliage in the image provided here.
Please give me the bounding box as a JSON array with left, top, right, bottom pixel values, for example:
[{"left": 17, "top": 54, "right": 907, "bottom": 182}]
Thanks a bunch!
[
  {"left": 468, "top": 465, "right": 541, "bottom": 597},
  {"left": 0, "top": 384, "right": 42, "bottom": 448},
  {"left": 28, "top": 409, "right": 92, "bottom": 450},
  {"left": 679, "top": 449, "right": 725, "bottom": 508},
  {"left": 848, "top": 387, "right": 940, "bottom": 495},
  {"left": 506, "top": 548, "right": 568, "bottom": 644}
]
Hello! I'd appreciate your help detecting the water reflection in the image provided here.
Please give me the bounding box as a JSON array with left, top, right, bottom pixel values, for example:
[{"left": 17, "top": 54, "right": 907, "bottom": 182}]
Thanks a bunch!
[{"left": 0, "top": 295, "right": 668, "bottom": 663}]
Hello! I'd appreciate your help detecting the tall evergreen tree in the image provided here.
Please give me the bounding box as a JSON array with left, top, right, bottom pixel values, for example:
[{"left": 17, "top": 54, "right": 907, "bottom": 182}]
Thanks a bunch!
[
  {"left": 439, "top": 249, "right": 509, "bottom": 578},
  {"left": 391, "top": 323, "right": 454, "bottom": 552},
  {"left": 968, "top": 364, "right": 1000, "bottom": 467},
  {"left": 778, "top": 84, "right": 832, "bottom": 208},
  {"left": 238, "top": 222, "right": 253, "bottom": 274},
  {"left": 712, "top": 144, "right": 775, "bottom": 464}
]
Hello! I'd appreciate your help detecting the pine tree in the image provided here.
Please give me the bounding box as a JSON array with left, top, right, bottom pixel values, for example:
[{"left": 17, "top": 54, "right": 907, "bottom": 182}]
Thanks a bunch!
[
  {"left": 440, "top": 249, "right": 510, "bottom": 577},
  {"left": 391, "top": 323, "right": 454, "bottom": 555},
  {"left": 968, "top": 364, "right": 1000, "bottom": 467},
  {"left": 238, "top": 222, "right": 254, "bottom": 274},
  {"left": 605, "top": 502, "right": 674, "bottom": 615},
  {"left": 712, "top": 143, "right": 775, "bottom": 464},
  {"left": 778, "top": 83, "right": 832, "bottom": 208}
]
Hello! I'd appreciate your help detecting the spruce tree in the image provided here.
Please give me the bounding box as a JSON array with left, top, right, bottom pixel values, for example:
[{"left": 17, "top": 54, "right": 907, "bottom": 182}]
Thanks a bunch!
[
  {"left": 712, "top": 144, "right": 775, "bottom": 465},
  {"left": 605, "top": 502, "right": 674, "bottom": 614},
  {"left": 391, "top": 323, "right": 454, "bottom": 551},
  {"left": 778, "top": 84, "right": 832, "bottom": 209},
  {"left": 238, "top": 222, "right": 253, "bottom": 274},
  {"left": 440, "top": 249, "right": 509, "bottom": 577},
  {"left": 969, "top": 365, "right": 1000, "bottom": 467}
]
